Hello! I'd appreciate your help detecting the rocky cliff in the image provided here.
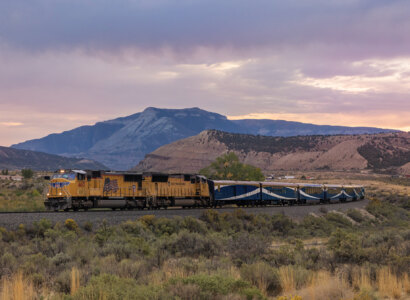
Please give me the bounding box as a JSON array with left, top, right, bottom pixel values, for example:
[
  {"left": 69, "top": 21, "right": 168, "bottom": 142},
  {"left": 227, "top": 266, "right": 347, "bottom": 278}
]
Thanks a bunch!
[{"left": 134, "top": 130, "right": 410, "bottom": 174}]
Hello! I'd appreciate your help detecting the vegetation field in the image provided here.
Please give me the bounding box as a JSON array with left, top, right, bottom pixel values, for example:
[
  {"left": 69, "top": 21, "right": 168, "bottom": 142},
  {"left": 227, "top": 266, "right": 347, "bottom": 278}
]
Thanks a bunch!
[
  {"left": 0, "top": 177, "right": 46, "bottom": 212},
  {"left": 0, "top": 175, "right": 409, "bottom": 299}
]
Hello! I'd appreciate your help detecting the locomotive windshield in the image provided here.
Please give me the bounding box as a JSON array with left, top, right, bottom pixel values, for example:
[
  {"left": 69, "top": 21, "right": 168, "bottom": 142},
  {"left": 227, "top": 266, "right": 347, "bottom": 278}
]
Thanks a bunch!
[{"left": 52, "top": 173, "right": 76, "bottom": 180}]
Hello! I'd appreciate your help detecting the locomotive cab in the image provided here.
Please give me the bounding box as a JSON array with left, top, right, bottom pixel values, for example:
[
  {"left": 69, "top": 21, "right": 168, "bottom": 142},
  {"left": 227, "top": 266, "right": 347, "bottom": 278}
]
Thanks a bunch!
[{"left": 45, "top": 169, "right": 87, "bottom": 211}]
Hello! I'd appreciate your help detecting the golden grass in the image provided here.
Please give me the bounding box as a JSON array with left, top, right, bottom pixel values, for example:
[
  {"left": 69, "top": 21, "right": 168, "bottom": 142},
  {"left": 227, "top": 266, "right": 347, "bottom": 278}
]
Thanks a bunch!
[
  {"left": 71, "top": 267, "right": 80, "bottom": 296},
  {"left": 279, "top": 270, "right": 355, "bottom": 300},
  {"left": 0, "top": 272, "right": 35, "bottom": 300},
  {"left": 279, "top": 266, "right": 296, "bottom": 293},
  {"left": 377, "top": 267, "right": 409, "bottom": 299},
  {"left": 351, "top": 266, "right": 372, "bottom": 291}
]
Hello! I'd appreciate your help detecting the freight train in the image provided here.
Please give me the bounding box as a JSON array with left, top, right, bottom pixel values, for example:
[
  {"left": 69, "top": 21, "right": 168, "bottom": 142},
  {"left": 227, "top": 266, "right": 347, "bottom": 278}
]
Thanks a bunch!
[{"left": 44, "top": 170, "right": 365, "bottom": 211}]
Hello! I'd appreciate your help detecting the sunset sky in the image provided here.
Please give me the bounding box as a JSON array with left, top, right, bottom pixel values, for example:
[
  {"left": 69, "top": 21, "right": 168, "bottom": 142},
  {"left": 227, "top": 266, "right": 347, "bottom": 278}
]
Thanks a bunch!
[{"left": 1, "top": 0, "right": 410, "bottom": 146}]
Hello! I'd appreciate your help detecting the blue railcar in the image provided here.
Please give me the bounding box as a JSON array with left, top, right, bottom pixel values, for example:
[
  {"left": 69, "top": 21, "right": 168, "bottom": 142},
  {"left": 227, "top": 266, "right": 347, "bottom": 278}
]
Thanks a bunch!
[
  {"left": 324, "top": 185, "right": 344, "bottom": 202},
  {"left": 261, "top": 182, "right": 298, "bottom": 205},
  {"left": 298, "top": 184, "right": 325, "bottom": 203},
  {"left": 343, "top": 185, "right": 363, "bottom": 201},
  {"left": 358, "top": 186, "right": 366, "bottom": 199},
  {"left": 212, "top": 180, "right": 261, "bottom": 206}
]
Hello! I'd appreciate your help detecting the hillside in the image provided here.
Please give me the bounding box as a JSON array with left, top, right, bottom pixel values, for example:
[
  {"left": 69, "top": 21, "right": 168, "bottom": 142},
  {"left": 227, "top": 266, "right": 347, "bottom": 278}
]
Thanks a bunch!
[
  {"left": 134, "top": 130, "right": 410, "bottom": 174},
  {"left": 0, "top": 146, "right": 107, "bottom": 171},
  {"left": 12, "top": 107, "right": 396, "bottom": 170}
]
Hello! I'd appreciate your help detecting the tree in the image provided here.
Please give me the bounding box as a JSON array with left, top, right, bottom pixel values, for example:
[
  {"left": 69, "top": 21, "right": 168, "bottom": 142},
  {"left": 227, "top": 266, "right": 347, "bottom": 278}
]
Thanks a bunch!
[
  {"left": 21, "top": 168, "right": 34, "bottom": 179},
  {"left": 1, "top": 169, "right": 8, "bottom": 175},
  {"left": 199, "top": 152, "right": 264, "bottom": 181}
]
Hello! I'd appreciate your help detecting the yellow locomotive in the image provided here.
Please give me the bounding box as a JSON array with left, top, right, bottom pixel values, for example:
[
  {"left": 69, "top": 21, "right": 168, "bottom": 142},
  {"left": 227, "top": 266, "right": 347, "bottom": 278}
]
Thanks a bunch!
[{"left": 45, "top": 170, "right": 211, "bottom": 211}]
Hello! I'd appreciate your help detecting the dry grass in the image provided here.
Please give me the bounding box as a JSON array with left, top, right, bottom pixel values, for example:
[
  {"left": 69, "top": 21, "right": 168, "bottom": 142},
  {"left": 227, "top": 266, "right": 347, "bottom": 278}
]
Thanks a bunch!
[
  {"left": 296, "top": 271, "right": 354, "bottom": 300},
  {"left": 0, "top": 272, "right": 35, "bottom": 300},
  {"left": 351, "top": 266, "right": 372, "bottom": 291},
  {"left": 279, "top": 266, "right": 296, "bottom": 293},
  {"left": 71, "top": 267, "right": 80, "bottom": 296},
  {"left": 377, "top": 267, "right": 409, "bottom": 299},
  {"left": 278, "top": 267, "right": 410, "bottom": 300}
]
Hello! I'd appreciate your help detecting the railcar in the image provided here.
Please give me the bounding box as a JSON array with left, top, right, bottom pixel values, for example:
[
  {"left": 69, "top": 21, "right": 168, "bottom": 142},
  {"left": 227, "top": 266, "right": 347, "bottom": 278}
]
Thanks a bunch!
[
  {"left": 45, "top": 170, "right": 365, "bottom": 211},
  {"left": 212, "top": 180, "right": 262, "bottom": 207},
  {"left": 261, "top": 182, "right": 298, "bottom": 205},
  {"left": 298, "top": 184, "right": 325, "bottom": 204},
  {"left": 324, "top": 185, "right": 344, "bottom": 203}
]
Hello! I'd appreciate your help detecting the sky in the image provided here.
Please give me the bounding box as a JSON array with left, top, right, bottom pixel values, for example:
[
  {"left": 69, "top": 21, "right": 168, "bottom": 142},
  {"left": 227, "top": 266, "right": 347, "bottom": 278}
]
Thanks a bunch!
[{"left": 1, "top": 0, "right": 410, "bottom": 146}]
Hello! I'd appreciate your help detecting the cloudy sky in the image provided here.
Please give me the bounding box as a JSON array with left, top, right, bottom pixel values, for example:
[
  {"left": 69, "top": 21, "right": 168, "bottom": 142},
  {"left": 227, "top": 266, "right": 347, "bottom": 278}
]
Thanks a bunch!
[{"left": 1, "top": 0, "right": 410, "bottom": 146}]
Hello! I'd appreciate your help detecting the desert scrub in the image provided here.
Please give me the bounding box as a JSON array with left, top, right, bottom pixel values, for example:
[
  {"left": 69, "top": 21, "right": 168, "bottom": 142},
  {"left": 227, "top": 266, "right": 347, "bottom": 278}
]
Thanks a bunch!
[{"left": 0, "top": 178, "right": 46, "bottom": 212}]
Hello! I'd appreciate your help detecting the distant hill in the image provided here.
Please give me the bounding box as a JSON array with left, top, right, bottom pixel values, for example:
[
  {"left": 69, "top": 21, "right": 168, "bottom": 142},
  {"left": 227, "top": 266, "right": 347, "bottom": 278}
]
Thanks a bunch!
[
  {"left": 134, "top": 130, "right": 410, "bottom": 174},
  {"left": 0, "top": 146, "right": 107, "bottom": 171},
  {"left": 12, "top": 107, "right": 397, "bottom": 170}
]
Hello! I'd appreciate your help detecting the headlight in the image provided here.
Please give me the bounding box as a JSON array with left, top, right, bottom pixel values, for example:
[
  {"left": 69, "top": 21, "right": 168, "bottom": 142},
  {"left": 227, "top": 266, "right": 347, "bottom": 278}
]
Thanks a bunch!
[
  {"left": 59, "top": 192, "right": 62, "bottom": 196},
  {"left": 47, "top": 193, "right": 50, "bottom": 196}
]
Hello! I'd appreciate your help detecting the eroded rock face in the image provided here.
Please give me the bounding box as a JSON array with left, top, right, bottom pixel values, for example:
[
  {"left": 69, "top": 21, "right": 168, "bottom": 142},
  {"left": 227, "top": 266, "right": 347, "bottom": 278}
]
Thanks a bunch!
[{"left": 134, "top": 130, "right": 410, "bottom": 174}]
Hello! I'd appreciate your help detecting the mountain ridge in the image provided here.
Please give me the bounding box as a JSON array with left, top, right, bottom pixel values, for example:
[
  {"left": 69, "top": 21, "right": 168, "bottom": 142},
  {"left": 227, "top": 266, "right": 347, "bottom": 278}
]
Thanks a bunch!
[
  {"left": 134, "top": 130, "right": 410, "bottom": 174},
  {"left": 0, "top": 146, "right": 107, "bottom": 171},
  {"left": 12, "top": 107, "right": 398, "bottom": 170}
]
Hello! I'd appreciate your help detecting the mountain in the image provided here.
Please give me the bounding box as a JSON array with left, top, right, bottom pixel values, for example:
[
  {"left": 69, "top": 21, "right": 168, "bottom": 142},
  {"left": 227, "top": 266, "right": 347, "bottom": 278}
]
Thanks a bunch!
[
  {"left": 0, "top": 146, "right": 107, "bottom": 171},
  {"left": 12, "top": 107, "right": 397, "bottom": 170},
  {"left": 134, "top": 130, "right": 410, "bottom": 174}
]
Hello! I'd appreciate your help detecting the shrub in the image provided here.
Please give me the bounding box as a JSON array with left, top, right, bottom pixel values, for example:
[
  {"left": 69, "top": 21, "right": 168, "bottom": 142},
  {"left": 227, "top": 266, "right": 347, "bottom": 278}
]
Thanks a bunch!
[
  {"left": 0, "top": 252, "right": 17, "bottom": 275},
  {"left": 65, "top": 219, "right": 79, "bottom": 232},
  {"left": 180, "top": 216, "right": 208, "bottom": 234},
  {"left": 94, "top": 220, "right": 113, "bottom": 246},
  {"left": 229, "top": 233, "right": 269, "bottom": 265},
  {"left": 21, "top": 168, "right": 34, "bottom": 179},
  {"left": 327, "top": 229, "right": 362, "bottom": 263},
  {"left": 83, "top": 221, "right": 93, "bottom": 232},
  {"left": 32, "top": 218, "right": 52, "bottom": 237},
  {"left": 240, "top": 262, "right": 280, "bottom": 295},
  {"left": 161, "top": 231, "right": 221, "bottom": 258},
  {"left": 74, "top": 274, "right": 162, "bottom": 299},
  {"left": 51, "top": 252, "right": 71, "bottom": 267},
  {"left": 170, "top": 274, "right": 264, "bottom": 299},
  {"left": 347, "top": 209, "right": 367, "bottom": 223},
  {"left": 139, "top": 215, "right": 156, "bottom": 227},
  {"left": 270, "top": 214, "right": 295, "bottom": 236}
]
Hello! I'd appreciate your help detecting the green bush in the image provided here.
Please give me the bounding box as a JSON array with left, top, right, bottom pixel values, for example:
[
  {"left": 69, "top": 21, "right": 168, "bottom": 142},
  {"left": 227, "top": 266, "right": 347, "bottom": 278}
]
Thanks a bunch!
[
  {"left": 161, "top": 231, "right": 221, "bottom": 258},
  {"left": 32, "top": 218, "right": 52, "bottom": 237},
  {"left": 240, "top": 262, "right": 280, "bottom": 294},
  {"left": 74, "top": 274, "right": 163, "bottom": 300},
  {"left": 21, "top": 168, "right": 34, "bottom": 179},
  {"left": 170, "top": 274, "right": 265, "bottom": 300},
  {"left": 327, "top": 229, "right": 362, "bottom": 263}
]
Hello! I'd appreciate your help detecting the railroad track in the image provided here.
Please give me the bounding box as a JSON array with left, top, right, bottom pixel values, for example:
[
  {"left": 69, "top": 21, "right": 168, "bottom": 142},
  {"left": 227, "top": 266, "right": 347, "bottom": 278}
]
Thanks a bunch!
[{"left": 0, "top": 198, "right": 368, "bottom": 229}]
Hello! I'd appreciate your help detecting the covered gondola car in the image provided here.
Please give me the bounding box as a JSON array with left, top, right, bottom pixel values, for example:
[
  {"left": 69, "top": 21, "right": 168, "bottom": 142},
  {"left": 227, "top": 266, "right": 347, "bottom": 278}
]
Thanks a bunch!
[
  {"left": 212, "top": 180, "right": 262, "bottom": 206},
  {"left": 343, "top": 185, "right": 365, "bottom": 201},
  {"left": 323, "top": 185, "right": 344, "bottom": 203},
  {"left": 261, "top": 182, "right": 298, "bottom": 205},
  {"left": 298, "top": 183, "right": 325, "bottom": 204}
]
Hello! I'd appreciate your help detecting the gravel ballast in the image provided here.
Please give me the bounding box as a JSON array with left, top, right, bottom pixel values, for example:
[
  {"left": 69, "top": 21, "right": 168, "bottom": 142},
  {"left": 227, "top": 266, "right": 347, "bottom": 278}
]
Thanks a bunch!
[{"left": 0, "top": 199, "right": 369, "bottom": 229}]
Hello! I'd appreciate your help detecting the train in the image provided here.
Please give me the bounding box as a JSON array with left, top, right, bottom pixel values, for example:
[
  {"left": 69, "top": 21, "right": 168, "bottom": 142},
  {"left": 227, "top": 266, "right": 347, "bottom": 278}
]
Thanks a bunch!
[{"left": 44, "top": 169, "right": 365, "bottom": 211}]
